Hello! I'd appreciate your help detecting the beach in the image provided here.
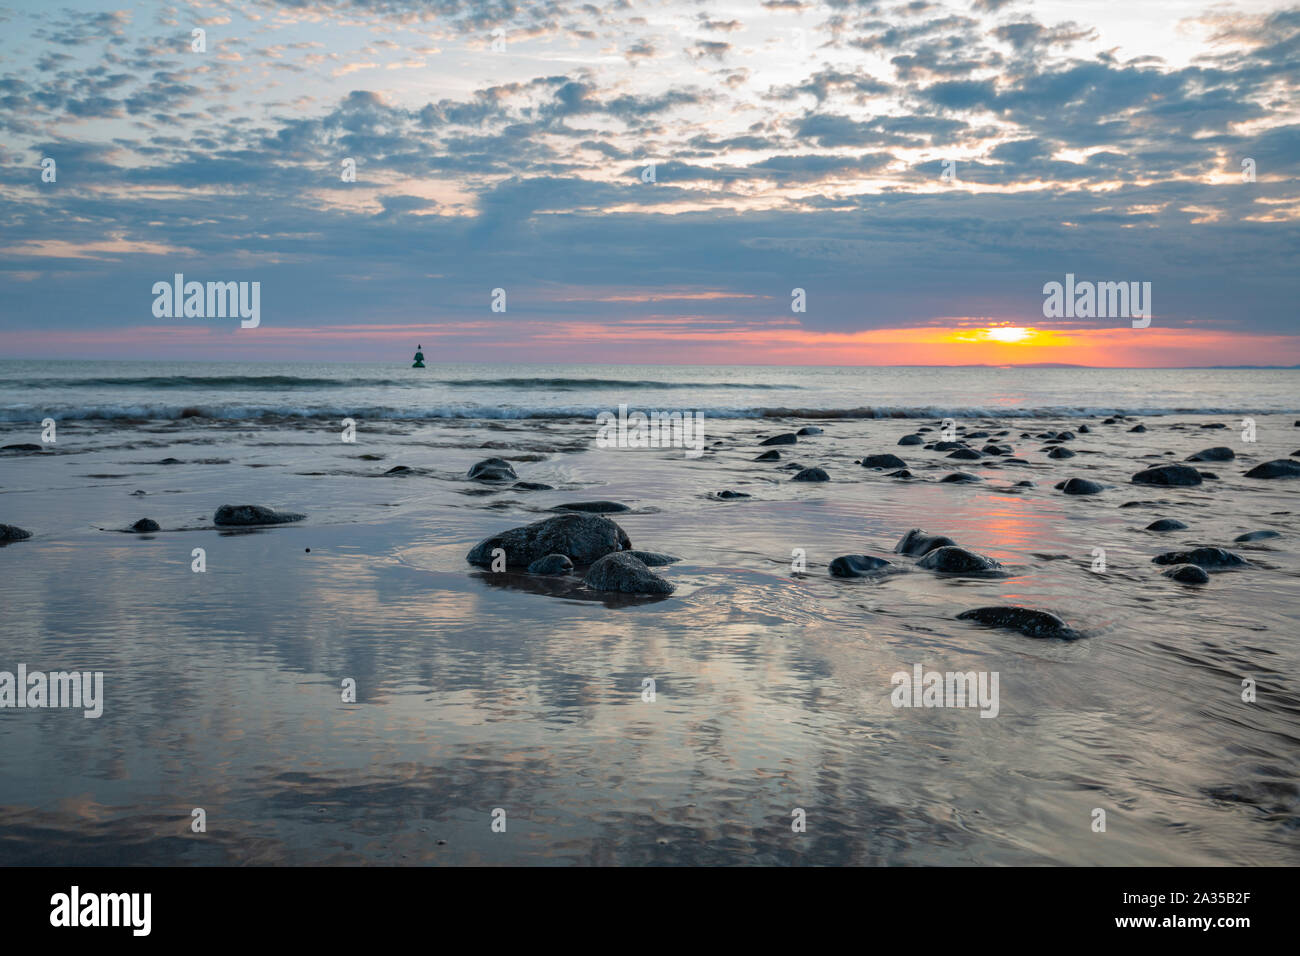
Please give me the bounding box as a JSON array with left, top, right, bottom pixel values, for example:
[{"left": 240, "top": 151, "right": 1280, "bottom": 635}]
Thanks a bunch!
[{"left": 1, "top": 361, "right": 1298, "bottom": 864}]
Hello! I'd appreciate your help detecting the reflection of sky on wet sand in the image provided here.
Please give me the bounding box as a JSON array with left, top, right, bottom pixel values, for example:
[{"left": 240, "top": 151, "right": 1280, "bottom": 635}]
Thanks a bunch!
[{"left": 2, "top": 413, "right": 1299, "bottom": 864}]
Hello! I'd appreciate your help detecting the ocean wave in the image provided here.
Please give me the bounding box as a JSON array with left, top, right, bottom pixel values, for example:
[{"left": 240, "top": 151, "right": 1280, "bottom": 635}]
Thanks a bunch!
[
  {"left": 0, "top": 375, "right": 796, "bottom": 391},
  {"left": 1, "top": 404, "right": 1293, "bottom": 423}
]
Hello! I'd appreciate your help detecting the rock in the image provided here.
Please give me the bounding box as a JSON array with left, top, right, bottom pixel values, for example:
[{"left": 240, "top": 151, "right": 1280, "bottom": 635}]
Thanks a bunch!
[
  {"left": 467, "top": 457, "right": 518, "bottom": 481},
  {"left": 624, "top": 550, "right": 680, "bottom": 566},
  {"left": 947, "top": 448, "right": 982, "bottom": 460},
  {"left": 1244, "top": 459, "right": 1300, "bottom": 479},
  {"left": 796, "top": 426, "right": 824, "bottom": 436},
  {"left": 792, "top": 467, "right": 829, "bottom": 482},
  {"left": 513, "top": 481, "right": 554, "bottom": 491},
  {"left": 1151, "top": 547, "right": 1247, "bottom": 570},
  {"left": 1060, "top": 477, "right": 1105, "bottom": 495},
  {"left": 1057, "top": 431, "right": 1076, "bottom": 440},
  {"left": 887, "top": 469, "right": 914, "bottom": 478},
  {"left": 898, "top": 434, "right": 924, "bottom": 445},
  {"left": 213, "top": 504, "right": 306, "bottom": 526},
  {"left": 981, "top": 444, "right": 1010, "bottom": 455},
  {"left": 130, "top": 518, "right": 161, "bottom": 533},
  {"left": 760, "top": 433, "right": 798, "bottom": 446},
  {"left": 1233, "top": 530, "right": 1280, "bottom": 543},
  {"left": 861, "top": 453, "right": 907, "bottom": 469},
  {"left": 0, "top": 523, "right": 33, "bottom": 542},
  {"left": 467, "top": 513, "right": 631, "bottom": 569},
  {"left": 179, "top": 407, "right": 202, "bottom": 418},
  {"left": 895, "top": 529, "right": 958, "bottom": 556},
  {"left": 1128, "top": 424, "right": 1147, "bottom": 433},
  {"left": 551, "top": 501, "right": 631, "bottom": 514},
  {"left": 957, "top": 606, "right": 1081, "bottom": 640},
  {"left": 716, "top": 490, "right": 751, "bottom": 499},
  {"left": 754, "top": 450, "right": 781, "bottom": 461},
  {"left": 527, "top": 553, "right": 574, "bottom": 575},
  {"left": 1, "top": 443, "right": 43, "bottom": 452},
  {"left": 966, "top": 431, "right": 990, "bottom": 439},
  {"left": 1186, "top": 447, "right": 1234, "bottom": 462},
  {"left": 1077, "top": 424, "right": 1090, "bottom": 433},
  {"left": 932, "top": 441, "right": 966, "bottom": 452},
  {"left": 583, "top": 552, "right": 674, "bottom": 594},
  {"left": 1146, "top": 518, "right": 1188, "bottom": 531},
  {"left": 1163, "top": 564, "right": 1210, "bottom": 584},
  {"left": 1047, "top": 447, "right": 1075, "bottom": 459},
  {"left": 1201, "top": 423, "right": 1227, "bottom": 429},
  {"left": 829, "top": 555, "right": 893, "bottom": 577},
  {"left": 385, "top": 465, "right": 412, "bottom": 474},
  {"left": 1198, "top": 471, "right": 1219, "bottom": 480},
  {"left": 1131, "top": 464, "right": 1203, "bottom": 486},
  {"left": 158, "top": 457, "right": 183, "bottom": 465},
  {"left": 1103, "top": 417, "right": 1118, "bottom": 424},
  {"left": 917, "top": 546, "right": 1002, "bottom": 574},
  {"left": 940, "top": 472, "right": 982, "bottom": 483}
]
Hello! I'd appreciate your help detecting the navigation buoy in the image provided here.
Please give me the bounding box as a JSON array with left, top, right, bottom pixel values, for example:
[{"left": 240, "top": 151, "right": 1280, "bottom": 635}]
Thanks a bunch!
[{"left": 412, "top": 344, "right": 425, "bottom": 368}]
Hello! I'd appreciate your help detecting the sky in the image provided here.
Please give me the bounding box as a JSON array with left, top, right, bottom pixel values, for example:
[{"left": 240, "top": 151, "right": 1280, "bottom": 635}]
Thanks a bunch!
[{"left": 0, "top": 0, "right": 1297, "bottom": 366}]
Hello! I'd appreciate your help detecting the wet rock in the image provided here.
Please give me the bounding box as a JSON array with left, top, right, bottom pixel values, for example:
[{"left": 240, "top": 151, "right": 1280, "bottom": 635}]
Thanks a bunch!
[
  {"left": 829, "top": 554, "right": 893, "bottom": 577},
  {"left": 1128, "top": 424, "right": 1147, "bottom": 433},
  {"left": 1057, "top": 431, "right": 1076, "bottom": 440},
  {"left": 895, "top": 529, "right": 958, "bottom": 556},
  {"left": 179, "top": 407, "right": 202, "bottom": 418},
  {"left": 1131, "top": 464, "right": 1202, "bottom": 486},
  {"left": 947, "top": 448, "right": 982, "bottom": 460},
  {"left": 754, "top": 450, "right": 781, "bottom": 461},
  {"left": 1197, "top": 471, "right": 1219, "bottom": 480},
  {"left": 861, "top": 453, "right": 907, "bottom": 469},
  {"left": 887, "top": 469, "right": 914, "bottom": 478},
  {"left": 1060, "top": 477, "right": 1105, "bottom": 495},
  {"left": 1163, "top": 564, "right": 1209, "bottom": 584},
  {"left": 1, "top": 443, "right": 43, "bottom": 452},
  {"left": 513, "top": 481, "right": 554, "bottom": 491},
  {"left": 791, "top": 467, "right": 830, "bottom": 482},
  {"left": 1201, "top": 423, "right": 1227, "bottom": 429},
  {"left": 130, "top": 518, "right": 161, "bottom": 533},
  {"left": 898, "top": 434, "right": 924, "bottom": 445},
  {"left": 583, "top": 552, "right": 674, "bottom": 594},
  {"left": 966, "top": 431, "right": 990, "bottom": 439},
  {"left": 1103, "top": 417, "right": 1118, "bottom": 424},
  {"left": 917, "top": 546, "right": 1002, "bottom": 574},
  {"left": 1187, "top": 447, "right": 1235, "bottom": 462},
  {"left": 797, "top": 426, "right": 824, "bottom": 436},
  {"left": 1047, "top": 447, "right": 1075, "bottom": 459},
  {"left": 1151, "top": 547, "right": 1247, "bottom": 570},
  {"left": 932, "top": 441, "right": 966, "bottom": 451},
  {"left": 467, "top": 513, "right": 631, "bottom": 569},
  {"left": 981, "top": 444, "right": 1010, "bottom": 455},
  {"left": 624, "top": 550, "right": 681, "bottom": 566},
  {"left": 1233, "top": 530, "right": 1280, "bottom": 543},
  {"left": 527, "top": 554, "right": 573, "bottom": 575},
  {"left": 158, "top": 457, "right": 183, "bottom": 465},
  {"left": 760, "top": 433, "right": 798, "bottom": 446},
  {"left": 1077, "top": 424, "right": 1091, "bottom": 433},
  {"left": 468, "top": 457, "right": 518, "bottom": 481},
  {"left": 213, "top": 504, "right": 306, "bottom": 526},
  {"left": 0, "top": 523, "right": 33, "bottom": 542},
  {"left": 940, "top": 472, "right": 982, "bottom": 483},
  {"left": 1146, "top": 518, "right": 1188, "bottom": 531},
  {"left": 551, "top": 501, "right": 631, "bottom": 514},
  {"left": 1244, "top": 459, "right": 1300, "bottom": 479},
  {"left": 385, "top": 465, "right": 413, "bottom": 474},
  {"left": 716, "top": 490, "right": 751, "bottom": 499},
  {"left": 956, "top": 606, "right": 1081, "bottom": 640}
]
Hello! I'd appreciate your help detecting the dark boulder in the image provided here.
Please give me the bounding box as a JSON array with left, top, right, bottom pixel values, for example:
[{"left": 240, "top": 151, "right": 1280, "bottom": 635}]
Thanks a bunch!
[
  {"left": 623, "top": 550, "right": 680, "bottom": 566},
  {"left": 940, "top": 472, "right": 982, "bottom": 483},
  {"left": 716, "top": 490, "right": 751, "bottom": 499},
  {"left": 513, "top": 481, "right": 554, "bottom": 491},
  {"left": 551, "top": 501, "right": 631, "bottom": 514},
  {"left": 1060, "top": 477, "right": 1105, "bottom": 495},
  {"left": 1244, "top": 459, "right": 1300, "bottom": 479},
  {"left": 947, "top": 448, "right": 982, "bottom": 460},
  {"left": 0, "top": 523, "right": 32, "bottom": 542},
  {"left": 829, "top": 554, "right": 893, "bottom": 577},
  {"left": 214, "top": 504, "right": 305, "bottom": 526},
  {"left": 1232, "top": 530, "right": 1280, "bottom": 543},
  {"left": 754, "top": 450, "right": 781, "bottom": 461},
  {"left": 467, "top": 513, "right": 630, "bottom": 569},
  {"left": 861, "top": 453, "right": 907, "bottom": 469},
  {"left": 1163, "top": 564, "right": 1209, "bottom": 584},
  {"left": 1131, "top": 464, "right": 1202, "bottom": 486},
  {"left": 527, "top": 554, "right": 574, "bottom": 575},
  {"left": 1151, "top": 547, "right": 1246, "bottom": 570},
  {"left": 796, "top": 426, "right": 824, "bottom": 436},
  {"left": 957, "top": 606, "right": 1081, "bottom": 640},
  {"left": 1186, "top": 447, "right": 1234, "bottom": 462},
  {"left": 1, "top": 443, "right": 43, "bottom": 452},
  {"left": 760, "top": 433, "right": 798, "bottom": 446},
  {"left": 917, "top": 546, "right": 1002, "bottom": 574},
  {"left": 130, "top": 518, "right": 161, "bottom": 533},
  {"left": 1047, "top": 447, "right": 1075, "bottom": 459},
  {"left": 1146, "top": 518, "right": 1188, "bottom": 531},
  {"left": 468, "top": 457, "right": 518, "bottom": 481},
  {"left": 897, "top": 434, "right": 924, "bottom": 446},
  {"left": 791, "top": 467, "right": 830, "bottom": 482},
  {"left": 1128, "top": 424, "right": 1147, "bottom": 433},
  {"left": 895, "top": 529, "right": 958, "bottom": 556},
  {"left": 583, "top": 552, "right": 674, "bottom": 594}
]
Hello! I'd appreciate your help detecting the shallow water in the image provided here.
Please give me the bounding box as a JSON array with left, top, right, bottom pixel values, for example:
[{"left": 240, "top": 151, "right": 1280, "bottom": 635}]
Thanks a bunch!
[{"left": 1, "top": 365, "right": 1298, "bottom": 864}]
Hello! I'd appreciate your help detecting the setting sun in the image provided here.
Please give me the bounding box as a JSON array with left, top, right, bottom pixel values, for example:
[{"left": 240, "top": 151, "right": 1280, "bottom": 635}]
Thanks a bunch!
[{"left": 984, "top": 326, "right": 1032, "bottom": 343}]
